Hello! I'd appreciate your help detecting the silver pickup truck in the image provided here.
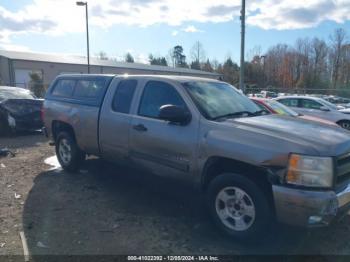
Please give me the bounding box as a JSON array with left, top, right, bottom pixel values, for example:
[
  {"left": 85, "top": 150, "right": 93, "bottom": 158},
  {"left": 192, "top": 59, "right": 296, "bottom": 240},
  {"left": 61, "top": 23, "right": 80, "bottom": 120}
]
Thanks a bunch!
[{"left": 43, "top": 74, "right": 350, "bottom": 240}]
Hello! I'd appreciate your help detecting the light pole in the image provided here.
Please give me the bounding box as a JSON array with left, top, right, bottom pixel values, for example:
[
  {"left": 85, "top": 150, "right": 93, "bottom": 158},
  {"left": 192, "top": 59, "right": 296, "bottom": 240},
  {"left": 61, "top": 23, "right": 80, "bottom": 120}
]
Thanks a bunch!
[
  {"left": 239, "top": 0, "right": 246, "bottom": 93},
  {"left": 76, "top": 1, "right": 90, "bottom": 74}
]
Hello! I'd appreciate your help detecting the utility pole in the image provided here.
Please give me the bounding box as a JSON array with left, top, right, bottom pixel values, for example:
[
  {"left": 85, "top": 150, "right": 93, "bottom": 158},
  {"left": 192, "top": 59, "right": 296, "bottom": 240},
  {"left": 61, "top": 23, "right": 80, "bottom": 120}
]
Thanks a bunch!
[
  {"left": 261, "top": 55, "right": 266, "bottom": 89},
  {"left": 76, "top": 1, "right": 90, "bottom": 74},
  {"left": 239, "top": 0, "right": 246, "bottom": 93}
]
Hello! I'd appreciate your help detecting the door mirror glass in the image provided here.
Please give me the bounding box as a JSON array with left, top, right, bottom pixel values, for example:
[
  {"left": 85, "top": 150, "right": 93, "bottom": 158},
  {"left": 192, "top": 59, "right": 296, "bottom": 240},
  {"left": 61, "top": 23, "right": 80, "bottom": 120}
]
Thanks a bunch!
[
  {"left": 159, "top": 104, "right": 191, "bottom": 125},
  {"left": 320, "top": 106, "right": 330, "bottom": 111}
]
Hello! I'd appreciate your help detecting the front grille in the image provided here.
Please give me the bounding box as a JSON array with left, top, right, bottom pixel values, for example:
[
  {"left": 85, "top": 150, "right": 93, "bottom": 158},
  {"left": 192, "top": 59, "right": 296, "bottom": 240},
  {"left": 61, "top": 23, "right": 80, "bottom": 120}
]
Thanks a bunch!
[{"left": 336, "top": 153, "right": 350, "bottom": 190}]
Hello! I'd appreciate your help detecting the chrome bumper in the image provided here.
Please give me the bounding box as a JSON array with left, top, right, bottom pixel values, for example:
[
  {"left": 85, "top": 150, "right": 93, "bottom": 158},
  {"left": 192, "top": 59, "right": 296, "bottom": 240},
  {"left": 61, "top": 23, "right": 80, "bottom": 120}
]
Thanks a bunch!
[{"left": 273, "top": 183, "right": 350, "bottom": 227}]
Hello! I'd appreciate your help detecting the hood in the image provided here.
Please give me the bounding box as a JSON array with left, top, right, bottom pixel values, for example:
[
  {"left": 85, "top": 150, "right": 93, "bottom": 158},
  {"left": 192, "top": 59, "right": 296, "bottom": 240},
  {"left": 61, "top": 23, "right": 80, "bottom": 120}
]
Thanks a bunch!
[
  {"left": 339, "top": 108, "right": 350, "bottom": 114},
  {"left": 298, "top": 115, "right": 337, "bottom": 126},
  {"left": 0, "top": 98, "right": 43, "bottom": 117},
  {"left": 227, "top": 114, "right": 350, "bottom": 157}
]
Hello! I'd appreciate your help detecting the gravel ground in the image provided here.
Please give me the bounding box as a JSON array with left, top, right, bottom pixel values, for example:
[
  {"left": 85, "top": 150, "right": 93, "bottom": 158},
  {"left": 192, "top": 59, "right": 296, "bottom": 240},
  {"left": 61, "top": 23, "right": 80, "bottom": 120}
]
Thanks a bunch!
[{"left": 1, "top": 134, "right": 350, "bottom": 260}]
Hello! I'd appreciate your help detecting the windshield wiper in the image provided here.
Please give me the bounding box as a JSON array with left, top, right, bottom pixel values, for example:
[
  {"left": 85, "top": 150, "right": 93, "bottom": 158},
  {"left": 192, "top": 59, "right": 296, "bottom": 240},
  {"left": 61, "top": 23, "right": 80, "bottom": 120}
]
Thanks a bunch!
[
  {"left": 253, "top": 110, "right": 269, "bottom": 116},
  {"left": 212, "top": 110, "right": 268, "bottom": 120},
  {"left": 212, "top": 111, "right": 255, "bottom": 120}
]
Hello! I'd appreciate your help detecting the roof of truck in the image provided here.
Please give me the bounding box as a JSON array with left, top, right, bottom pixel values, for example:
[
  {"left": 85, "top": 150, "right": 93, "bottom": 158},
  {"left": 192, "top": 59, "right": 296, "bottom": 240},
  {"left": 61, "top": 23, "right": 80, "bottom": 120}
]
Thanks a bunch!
[{"left": 57, "top": 74, "right": 224, "bottom": 83}]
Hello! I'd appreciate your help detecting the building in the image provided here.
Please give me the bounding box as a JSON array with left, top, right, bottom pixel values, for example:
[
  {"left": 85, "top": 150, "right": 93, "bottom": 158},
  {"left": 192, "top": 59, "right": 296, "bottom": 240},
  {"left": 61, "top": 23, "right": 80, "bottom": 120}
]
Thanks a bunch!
[{"left": 0, "top": 50, "right": 221, "bottom": 89}]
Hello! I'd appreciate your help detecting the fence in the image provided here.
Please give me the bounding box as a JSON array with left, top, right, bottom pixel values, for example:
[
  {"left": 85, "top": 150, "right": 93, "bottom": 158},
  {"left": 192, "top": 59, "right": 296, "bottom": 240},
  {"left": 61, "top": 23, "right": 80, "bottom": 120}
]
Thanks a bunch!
[{"left": 246, "top": 87, "right": 350, "bottom": 98}]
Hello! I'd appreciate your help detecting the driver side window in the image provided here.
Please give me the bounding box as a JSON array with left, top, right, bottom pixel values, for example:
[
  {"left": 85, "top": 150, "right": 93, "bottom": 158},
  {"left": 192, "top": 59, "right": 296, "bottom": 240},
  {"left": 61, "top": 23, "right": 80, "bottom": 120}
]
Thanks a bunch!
[{"left": 138, "top": 81, "right": 187, "bottom": 119}]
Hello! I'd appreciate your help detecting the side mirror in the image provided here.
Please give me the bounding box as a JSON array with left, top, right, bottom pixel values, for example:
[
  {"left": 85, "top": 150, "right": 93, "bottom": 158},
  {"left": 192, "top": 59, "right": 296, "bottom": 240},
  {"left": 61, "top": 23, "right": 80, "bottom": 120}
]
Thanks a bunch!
[
  {"left": 320, "top": 106, "right": 330, "bottom": 112},
  {"left": 159, "top": 104, "right": 191, "bottom": 125}
]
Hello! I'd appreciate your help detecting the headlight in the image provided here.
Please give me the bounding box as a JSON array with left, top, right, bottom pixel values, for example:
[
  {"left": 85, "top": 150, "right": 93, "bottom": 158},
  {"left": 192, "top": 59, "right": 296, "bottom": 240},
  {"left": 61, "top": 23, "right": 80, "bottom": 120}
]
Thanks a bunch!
[{"left": 286, "top": 154, "right": 333, "bottom": 188}]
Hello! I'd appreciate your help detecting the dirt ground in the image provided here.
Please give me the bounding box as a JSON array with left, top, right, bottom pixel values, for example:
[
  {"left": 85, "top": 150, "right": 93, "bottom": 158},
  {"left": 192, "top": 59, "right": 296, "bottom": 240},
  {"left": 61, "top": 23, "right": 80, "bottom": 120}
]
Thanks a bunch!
[{"left": 1, "top": 134, "right": 350, "bottom": 259}]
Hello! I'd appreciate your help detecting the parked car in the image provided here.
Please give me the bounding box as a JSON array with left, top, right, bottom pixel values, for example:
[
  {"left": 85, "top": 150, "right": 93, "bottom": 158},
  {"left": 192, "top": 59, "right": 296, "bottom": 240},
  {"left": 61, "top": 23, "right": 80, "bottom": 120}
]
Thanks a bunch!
[
  {"left": 260, "top": 90, "right": 278, "bottom": 98},
  {"left": 323, "top": 95, "right": 350, "bottom": 108},
  {"left": 251, "top": 98, "right": 337, "bottom": 126},
  {"left": 0, "top": 86, "right": 43, "bottom": 135},
  {"left": 275, "top": 95, "right": 350, "bottom": 130},
  {"left": 43, "top": 74, "right": 350, "bottom": 240}
]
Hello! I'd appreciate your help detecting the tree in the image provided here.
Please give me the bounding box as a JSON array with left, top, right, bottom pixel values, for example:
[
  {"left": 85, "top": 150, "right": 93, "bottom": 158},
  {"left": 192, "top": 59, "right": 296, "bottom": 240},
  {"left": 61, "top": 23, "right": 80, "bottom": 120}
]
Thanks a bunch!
[
  {"left": 330, "top": 28, "right": 347, "bottom": 88},
  {"left": 211, "top": 59, "right": 219, "bottom": 71},
  {"left": 217, "top": 57, "right": 239, "bottom": 85},
  {"left": 311, "top": 38, "right": 328, "bottom": 83},
  {"left": 190, "top": 41, "right": 206, "bottom": 69},
  {"left": 29, "top": 72, "right": 45, "bottom": 98},
  {"left": 125, "top": 52, "right": 134, "bottom": 63},
  {"left": 149, "top": 54, "right": 167, "bottom": 66},
  {"left": 203, "top": 59, "right": 213, "bottom": 72},
  {"left": 97, "top": 51, "right": 108, "bottom": 60},
  {"left": 171, "top": 45, "right": 187, "bottom": 68},
  {"left": 190, "top": 60, "right": 201, "bottom": 70}
]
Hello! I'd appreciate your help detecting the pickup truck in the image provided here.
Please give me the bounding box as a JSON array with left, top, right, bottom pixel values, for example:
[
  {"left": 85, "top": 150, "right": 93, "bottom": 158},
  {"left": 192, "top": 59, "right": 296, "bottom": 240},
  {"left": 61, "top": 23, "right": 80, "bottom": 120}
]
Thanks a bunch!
[{"left": 43, "top": 74, "right": 350, "bottom": 240}]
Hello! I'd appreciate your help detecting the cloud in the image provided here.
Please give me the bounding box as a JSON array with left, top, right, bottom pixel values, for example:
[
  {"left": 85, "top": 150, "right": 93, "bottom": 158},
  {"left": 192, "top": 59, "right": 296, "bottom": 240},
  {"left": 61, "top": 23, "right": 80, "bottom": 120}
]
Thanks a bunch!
[
  {"left": 0, "top": 43, "right": 31, "bottom": 52},
  {"left": 247, "top": 0, "right": 350, "bottom": 30},
  {"left": 0, "top": 8, "right": 56, "bottom": 33},
  {"left": 172, "top": 30, "right": 178, "bottom": 36},
  {"left": 0, "top": 0, "right": 349, "bottom": 46},
  {"left": 182, "top": 25, "right": 204, "bottom": 33},
  {"left": 205, "top": 5, "right": 240, "bottom": 17}
]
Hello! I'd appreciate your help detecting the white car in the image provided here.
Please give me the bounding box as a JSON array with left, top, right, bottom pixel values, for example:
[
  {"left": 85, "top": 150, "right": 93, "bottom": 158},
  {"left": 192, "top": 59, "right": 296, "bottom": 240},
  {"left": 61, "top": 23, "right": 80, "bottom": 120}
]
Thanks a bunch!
[{"left": 275, "top": 96, "right": 350, "bottom": 130}]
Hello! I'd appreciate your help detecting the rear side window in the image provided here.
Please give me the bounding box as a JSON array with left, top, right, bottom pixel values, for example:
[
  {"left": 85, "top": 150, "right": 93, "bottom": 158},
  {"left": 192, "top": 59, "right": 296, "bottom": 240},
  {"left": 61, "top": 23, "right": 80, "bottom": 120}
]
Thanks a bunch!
[
  {"left": 279, "top": 98, "right": 299, "bottom": 107},
  {"left": 52, "top": 80, "right": 76, "bottom": 97},
  {"left": 73, "top": 79, "right": 106, "bottom": 98},
  {"left": 112, "top": 80, "right": 137, "bottom": 113}
]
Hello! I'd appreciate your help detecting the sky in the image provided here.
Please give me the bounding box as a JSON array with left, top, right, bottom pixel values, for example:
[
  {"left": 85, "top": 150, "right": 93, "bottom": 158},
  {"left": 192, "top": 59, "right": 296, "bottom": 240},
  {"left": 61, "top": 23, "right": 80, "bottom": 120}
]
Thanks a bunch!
[{"left": 0, "top": 0, "right": 350, "bottom": 64}]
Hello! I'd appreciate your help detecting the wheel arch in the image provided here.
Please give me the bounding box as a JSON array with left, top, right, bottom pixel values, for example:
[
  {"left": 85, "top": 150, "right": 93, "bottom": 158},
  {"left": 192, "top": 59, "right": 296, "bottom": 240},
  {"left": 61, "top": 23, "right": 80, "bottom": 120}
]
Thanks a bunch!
[
  {"left": 336, "top": 119, "right": 350, "bottom": 129},
  {"left": 201, "top": 156, "right": 275, "bottom": 208},
  {"left": 52, "top": 120, "right": 77, "bottom": 142}
]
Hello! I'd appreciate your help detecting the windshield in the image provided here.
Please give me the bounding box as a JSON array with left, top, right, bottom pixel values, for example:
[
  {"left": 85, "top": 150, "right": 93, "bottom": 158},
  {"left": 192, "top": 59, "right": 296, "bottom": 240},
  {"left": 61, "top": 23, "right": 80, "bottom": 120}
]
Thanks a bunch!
[
  {"left": 319, "top": 98, "right": 338, "bottom": 110},
  {"left": 0, "top": 88, "right": 35, "bottom": 102},
  {"left": 264, "top": 100, "right": 299, "bottom": 117},
  {"left": 183, "top": 81, "right": 260, "bottom": 120}
]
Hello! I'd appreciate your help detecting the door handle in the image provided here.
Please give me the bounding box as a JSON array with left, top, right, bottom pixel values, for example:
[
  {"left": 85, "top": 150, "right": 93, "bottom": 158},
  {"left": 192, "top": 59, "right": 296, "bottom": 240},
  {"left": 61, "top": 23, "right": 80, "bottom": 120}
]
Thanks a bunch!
[{"left": 133, "top": 124, "right": 148, "bottom": 132}]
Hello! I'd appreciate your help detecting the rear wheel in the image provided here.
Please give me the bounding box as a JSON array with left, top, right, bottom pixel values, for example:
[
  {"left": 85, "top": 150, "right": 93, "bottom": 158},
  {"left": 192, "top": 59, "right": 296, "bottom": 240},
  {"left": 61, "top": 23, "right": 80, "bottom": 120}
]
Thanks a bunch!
[
  {"left": 55, "top": 131, "right": 85, "bottom": 172},
  {"left": 207, "top": 173, "right": 272, "bottom": 241},
  {"left": 337, "top": 120, "right": 350, "bottom": 130}
]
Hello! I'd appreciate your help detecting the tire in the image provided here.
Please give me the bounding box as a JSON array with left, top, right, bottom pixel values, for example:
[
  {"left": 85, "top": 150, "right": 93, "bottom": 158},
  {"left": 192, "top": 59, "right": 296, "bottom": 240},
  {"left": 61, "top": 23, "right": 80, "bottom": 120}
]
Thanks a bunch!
[
  {"left": 0, "top": 114, "right": 11, "bottom": 136},
  {"left": 207, "top": 173, "right": 272, "bottom": 241},
  {"left": 337, "top": 120, "right": 350, "bottom": 130},
  {"left": 55, "top": 131, "right": 85, "bottom": 172}
]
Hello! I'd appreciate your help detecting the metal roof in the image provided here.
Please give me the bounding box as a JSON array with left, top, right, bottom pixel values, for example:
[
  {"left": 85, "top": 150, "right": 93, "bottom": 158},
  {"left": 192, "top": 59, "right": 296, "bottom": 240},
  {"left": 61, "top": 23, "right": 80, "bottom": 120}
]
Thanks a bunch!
[{"left": 0, "top": 50, "right": 221, "bottom": 77}]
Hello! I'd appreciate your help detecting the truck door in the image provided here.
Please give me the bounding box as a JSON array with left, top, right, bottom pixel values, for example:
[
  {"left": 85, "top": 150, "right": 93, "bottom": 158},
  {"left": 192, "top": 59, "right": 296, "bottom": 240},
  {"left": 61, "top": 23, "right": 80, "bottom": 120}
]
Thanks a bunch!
[
  {"left": 129, "top": 80, "right": 199, "bottom": 180},
  {"left": 99, "top": 78, "right": 139, "bottom": 162}
]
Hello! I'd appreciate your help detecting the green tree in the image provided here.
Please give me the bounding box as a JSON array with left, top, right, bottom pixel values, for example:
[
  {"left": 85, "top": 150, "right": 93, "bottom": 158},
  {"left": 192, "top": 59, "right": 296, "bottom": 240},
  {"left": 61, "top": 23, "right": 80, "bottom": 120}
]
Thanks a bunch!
[
  {"left": 29, "top": 72, "right": 45, "bottom": 98},
  {"left": 171, "top": 45, "right": 187, "bottom": 67},
  {"left": 219, "top": 57, "right": 239, "bottom": 85},
  {"left": 125, "top": 52, "right": 134, "bottom": 63},
  {"left": 149, "top": 54, "right": 168, "bottom": 66},
  {"left": 190, "top": 60, "right": 201, "bottom": 70}
]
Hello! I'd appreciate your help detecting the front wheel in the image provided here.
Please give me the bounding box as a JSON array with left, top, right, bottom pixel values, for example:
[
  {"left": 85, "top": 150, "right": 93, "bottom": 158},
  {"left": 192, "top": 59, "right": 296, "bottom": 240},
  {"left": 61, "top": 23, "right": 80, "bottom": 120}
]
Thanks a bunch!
[
  {"left": 207, "top": 173, "right": 272, "bottom": 241},
  {"left": 55, "top": 131, "right": 85, "bottom": 172},
  {"left": 337, "top": 120, "right": 350, "bottom": 130}
]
